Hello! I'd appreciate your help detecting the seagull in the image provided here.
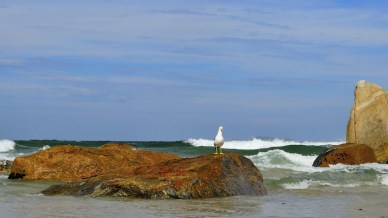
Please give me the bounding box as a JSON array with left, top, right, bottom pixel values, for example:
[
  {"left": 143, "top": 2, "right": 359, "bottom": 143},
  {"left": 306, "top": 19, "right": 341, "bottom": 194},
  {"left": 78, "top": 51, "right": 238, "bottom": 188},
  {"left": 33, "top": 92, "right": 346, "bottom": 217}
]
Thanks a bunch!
[{"left": 214, "top": 126, "right": 224, "bottom": 154}]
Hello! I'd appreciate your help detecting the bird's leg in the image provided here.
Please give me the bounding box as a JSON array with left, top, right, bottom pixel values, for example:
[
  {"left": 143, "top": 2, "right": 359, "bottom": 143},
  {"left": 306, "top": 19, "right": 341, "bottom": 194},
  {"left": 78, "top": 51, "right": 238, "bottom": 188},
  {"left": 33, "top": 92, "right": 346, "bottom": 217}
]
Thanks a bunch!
[
  {"left": 214, "top": 147, "right": 218, "bottom": 154},
  {"left": 219, "top": 147, "right": 223, "bottom": 154}
]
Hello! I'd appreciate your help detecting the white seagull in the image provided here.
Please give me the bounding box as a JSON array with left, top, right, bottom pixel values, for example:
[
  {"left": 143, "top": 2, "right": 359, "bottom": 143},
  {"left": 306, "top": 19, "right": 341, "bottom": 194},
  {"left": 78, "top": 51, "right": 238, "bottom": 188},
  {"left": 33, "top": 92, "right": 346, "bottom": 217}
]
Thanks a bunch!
[{"left": 214, "top": 126, "right": 224, "bottom": 154}]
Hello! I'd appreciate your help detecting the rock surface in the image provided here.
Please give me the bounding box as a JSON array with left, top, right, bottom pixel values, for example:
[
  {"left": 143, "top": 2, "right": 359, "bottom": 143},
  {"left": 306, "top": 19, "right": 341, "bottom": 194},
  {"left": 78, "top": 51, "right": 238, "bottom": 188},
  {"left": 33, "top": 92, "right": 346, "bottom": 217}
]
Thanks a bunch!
[
  {"left": 42, "top": 153, "right": 267, "bottom": 199},
  {"left": 9, "top": 143, "right": 181, "bottom": 181},
  {"left": 312, "top": 143, "right": 377, "bottom": 167},
  {"left": 346, "top": 80, "right": 388, "bottom": 162},
  {"left": 0, "top": 160, "right": 13, "bottom": 175}
]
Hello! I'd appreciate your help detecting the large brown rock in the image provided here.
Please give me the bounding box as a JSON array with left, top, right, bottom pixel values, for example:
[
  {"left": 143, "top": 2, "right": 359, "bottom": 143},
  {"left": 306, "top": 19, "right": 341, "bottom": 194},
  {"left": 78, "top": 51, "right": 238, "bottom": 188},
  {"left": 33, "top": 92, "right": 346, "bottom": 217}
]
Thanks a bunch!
[
  {"left": 42, "top": 153, "right": 267, "bottom": 199},
  {"left": 8, "top": 143, "right": 181, "bottom": 181},
  {"left": 312, "top": 143, "right": 377, "bottom": 167},
  {"left": 346, "top": 80, "right": 388, "bottom": 162}
]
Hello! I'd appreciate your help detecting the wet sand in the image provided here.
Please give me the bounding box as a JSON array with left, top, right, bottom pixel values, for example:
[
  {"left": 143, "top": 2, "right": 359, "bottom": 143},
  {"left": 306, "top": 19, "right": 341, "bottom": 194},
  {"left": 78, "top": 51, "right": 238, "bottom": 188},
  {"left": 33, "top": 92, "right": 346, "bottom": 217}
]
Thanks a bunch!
[{"left": 1, "top": 177, "right": 387, "bottom": 218}]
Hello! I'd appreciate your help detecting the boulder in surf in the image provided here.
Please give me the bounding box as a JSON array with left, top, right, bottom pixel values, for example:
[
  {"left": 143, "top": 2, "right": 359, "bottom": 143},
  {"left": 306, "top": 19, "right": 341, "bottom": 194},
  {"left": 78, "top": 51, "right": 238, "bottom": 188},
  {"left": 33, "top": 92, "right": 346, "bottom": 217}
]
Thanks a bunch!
[
  {"left": 41, "top": 153, "right": 267, "bottom": 199},
  {"left": 8, "top": 143, "right": 181, "bottom": 181},
  {"left": 312, "top": 143, "right": 376, "bottom": 167}
]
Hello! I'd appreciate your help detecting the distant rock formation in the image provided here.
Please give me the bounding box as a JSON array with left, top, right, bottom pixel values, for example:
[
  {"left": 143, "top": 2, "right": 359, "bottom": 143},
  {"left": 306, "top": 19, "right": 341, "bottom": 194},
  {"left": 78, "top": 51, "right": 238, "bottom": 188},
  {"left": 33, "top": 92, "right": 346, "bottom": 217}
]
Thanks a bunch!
[
  {"left": 41, "top": 153, "right": 267, "bottom": 199},
  {"left": 346, "top": 80, "right": 388, "bottom": 162},
  {"left": 312, "top": 143, "right": 376, "bottom": 167},
  {"left": 9, "top": 143, "right": 180, "bottom": 181}
]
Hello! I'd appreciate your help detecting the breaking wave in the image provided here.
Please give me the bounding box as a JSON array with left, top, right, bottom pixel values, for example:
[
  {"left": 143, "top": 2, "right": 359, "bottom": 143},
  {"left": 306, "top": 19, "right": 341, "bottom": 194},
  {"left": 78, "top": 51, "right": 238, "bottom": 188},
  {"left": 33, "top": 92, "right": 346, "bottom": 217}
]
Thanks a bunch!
[
  {"left": 0, "top": 139, "right": 15, "bottom": 153},
  {"left": 186, "top": 138, "right": 343, "bottom": 150}
]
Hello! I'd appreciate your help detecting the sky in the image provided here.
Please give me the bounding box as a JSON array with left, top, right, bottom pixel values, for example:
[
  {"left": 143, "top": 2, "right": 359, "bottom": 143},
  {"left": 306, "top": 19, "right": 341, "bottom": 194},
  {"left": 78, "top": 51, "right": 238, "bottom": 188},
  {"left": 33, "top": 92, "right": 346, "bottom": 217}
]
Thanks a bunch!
[{"left": 1, "top": 0, "right": 388, "bottom": 141}]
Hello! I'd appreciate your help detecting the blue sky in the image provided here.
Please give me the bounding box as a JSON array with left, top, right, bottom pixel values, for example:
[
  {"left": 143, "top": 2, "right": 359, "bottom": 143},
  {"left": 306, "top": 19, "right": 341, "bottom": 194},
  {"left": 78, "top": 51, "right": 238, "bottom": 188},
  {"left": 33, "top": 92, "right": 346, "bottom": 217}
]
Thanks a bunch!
[{"left": 1, "top": 0, "right": 388, "bottom": 141}]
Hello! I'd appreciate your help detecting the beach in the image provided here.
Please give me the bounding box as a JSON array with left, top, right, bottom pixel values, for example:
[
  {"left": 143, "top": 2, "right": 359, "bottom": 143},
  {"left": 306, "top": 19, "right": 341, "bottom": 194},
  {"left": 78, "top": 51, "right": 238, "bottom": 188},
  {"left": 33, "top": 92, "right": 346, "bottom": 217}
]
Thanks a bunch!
[
  {"left": 1, "top": 139, "right": 388, "bottom": 217},
  {"left": 2, "top": 177, "right": 387, "bottom": 217}
]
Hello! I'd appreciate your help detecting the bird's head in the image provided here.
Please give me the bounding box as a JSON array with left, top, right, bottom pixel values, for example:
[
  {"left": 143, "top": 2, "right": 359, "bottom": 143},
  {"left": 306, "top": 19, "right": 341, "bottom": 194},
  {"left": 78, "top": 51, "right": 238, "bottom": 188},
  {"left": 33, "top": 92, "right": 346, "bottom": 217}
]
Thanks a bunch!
[{"left": 219, "top": 126, "right": 223, "bottom": 132}]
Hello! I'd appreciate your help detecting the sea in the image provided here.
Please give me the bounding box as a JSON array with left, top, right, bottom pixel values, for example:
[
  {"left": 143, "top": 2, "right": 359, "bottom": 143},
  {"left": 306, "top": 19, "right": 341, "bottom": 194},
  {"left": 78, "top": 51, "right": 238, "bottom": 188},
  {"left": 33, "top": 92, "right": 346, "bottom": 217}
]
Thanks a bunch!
[{"left": 1, "top": 138, "right": 388, "bottom": 218}]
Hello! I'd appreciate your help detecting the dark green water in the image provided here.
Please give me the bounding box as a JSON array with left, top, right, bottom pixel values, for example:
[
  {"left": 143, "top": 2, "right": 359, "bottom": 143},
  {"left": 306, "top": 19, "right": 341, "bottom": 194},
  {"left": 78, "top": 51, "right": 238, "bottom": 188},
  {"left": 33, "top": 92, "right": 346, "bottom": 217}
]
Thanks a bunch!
[{"left": 13, "top": 139, "right": 328, "bottom": 157}]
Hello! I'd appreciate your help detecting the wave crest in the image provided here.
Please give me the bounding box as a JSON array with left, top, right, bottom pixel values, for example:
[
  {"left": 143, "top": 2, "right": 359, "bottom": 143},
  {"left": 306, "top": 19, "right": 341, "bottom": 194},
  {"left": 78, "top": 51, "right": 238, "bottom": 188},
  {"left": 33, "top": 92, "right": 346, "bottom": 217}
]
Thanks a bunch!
[
  {"left": 185, "top": 138, "right": 342, "bottom": 150},
  {"left": 0, "top": 139, "right": 16, "bottom": 153},
  {"left": 249, "top": 149, "right": 322, "bottom": 173}
]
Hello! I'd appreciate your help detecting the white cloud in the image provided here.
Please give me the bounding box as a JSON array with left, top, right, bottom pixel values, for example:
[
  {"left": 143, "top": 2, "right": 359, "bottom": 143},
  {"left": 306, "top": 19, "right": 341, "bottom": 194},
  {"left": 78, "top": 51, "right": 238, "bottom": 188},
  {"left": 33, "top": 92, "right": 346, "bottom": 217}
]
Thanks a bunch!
[{"left": 1, "top": 1, "right": 388, "bottom": 57}]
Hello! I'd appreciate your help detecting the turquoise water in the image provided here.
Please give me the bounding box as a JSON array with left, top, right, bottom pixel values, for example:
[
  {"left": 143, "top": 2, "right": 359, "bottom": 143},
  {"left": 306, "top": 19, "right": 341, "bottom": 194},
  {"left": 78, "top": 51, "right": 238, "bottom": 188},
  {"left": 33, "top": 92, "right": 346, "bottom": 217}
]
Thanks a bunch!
[{"left": 1, "top": 139, "right": 388, "bottom": 217}]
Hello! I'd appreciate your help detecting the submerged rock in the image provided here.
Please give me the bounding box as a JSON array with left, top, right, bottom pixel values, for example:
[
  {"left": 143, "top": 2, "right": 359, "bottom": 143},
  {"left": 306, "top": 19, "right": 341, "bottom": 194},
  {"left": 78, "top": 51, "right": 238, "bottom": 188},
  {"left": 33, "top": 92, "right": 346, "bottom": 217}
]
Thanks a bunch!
[
  {"left": 9, "top": 143, "right": 180, "bottom": 181},
  {"left": 346, "top": 80, "right": 388, "bottom": 162},
  {"left": 312, "top": 143, "right": 376, "bottom": 167},
  {"left": 42, "top": 153, "right": 267, "bottom": 199}
]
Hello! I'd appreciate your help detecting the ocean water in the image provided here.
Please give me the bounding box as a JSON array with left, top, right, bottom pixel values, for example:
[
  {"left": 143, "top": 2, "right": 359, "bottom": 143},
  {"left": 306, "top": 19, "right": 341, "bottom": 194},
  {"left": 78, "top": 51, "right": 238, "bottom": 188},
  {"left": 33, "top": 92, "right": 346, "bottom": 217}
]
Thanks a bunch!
[{"left": 1, "top": 138, "right": 388, "bottom": 217}]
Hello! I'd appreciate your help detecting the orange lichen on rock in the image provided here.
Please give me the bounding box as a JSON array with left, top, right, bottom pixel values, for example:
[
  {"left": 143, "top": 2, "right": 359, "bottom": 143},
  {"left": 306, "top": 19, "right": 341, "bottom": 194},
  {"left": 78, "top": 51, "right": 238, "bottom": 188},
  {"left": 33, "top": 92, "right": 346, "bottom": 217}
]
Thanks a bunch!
[
  {"left": 9, "top": 143, "right": 180, "bottom": 181},
  {"left": 41, "top": 153, "right": 267, "bottom": 199}
]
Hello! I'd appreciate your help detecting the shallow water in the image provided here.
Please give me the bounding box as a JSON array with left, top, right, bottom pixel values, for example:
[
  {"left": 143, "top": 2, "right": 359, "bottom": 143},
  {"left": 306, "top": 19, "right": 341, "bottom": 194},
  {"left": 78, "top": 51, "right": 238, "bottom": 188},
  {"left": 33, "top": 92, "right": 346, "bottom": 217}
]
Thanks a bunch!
[{"left": 1, "top": 176, "right": 388, "bottom": 218}]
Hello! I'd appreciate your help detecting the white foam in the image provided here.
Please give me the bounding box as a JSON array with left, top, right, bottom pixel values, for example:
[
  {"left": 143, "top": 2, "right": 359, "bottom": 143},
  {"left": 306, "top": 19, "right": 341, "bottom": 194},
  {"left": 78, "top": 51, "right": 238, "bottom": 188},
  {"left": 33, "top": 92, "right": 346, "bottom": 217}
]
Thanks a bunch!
[
  {"left": 0, "top": 139, "right": 15, "bottom": 152},
  {"left": 0, "top": 154, "right": 14, "bottom": 161},
  {"left": 249, "top": 149, "right": 388, "bottom": 174},
  {"left": 283, "top": 180, "right": 311, "bottom": 190},
  {"left": 282, "top": 179, "right": 374, "bottom": 190},
  {"left": 378, "top": 175, "right": 388, "bottom": 186},
  {"left": 328, "top": 163, "right": 388, "bottom": 173},
  {"left": 186, "top": 138, "right": 343, "bottom": 150},
  {"left": 248, "top": 149, "right": 324, "bottom": 173},
  {"left": 24, "top": 193, "right": 44, "bottom": 197},
  {"left": 39, "top": 145, "right": 50, "bottom": 151}
]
